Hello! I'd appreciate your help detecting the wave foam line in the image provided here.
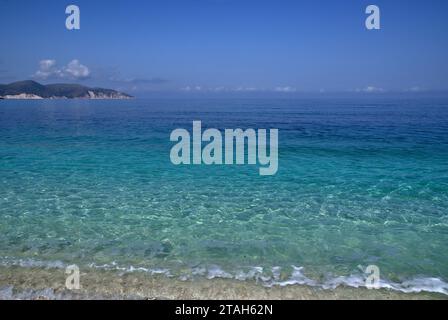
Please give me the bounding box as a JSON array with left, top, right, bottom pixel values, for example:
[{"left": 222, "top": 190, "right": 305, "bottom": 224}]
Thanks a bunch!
[{"left": 1, "top": 257, "right": 447, "bottom": 296}]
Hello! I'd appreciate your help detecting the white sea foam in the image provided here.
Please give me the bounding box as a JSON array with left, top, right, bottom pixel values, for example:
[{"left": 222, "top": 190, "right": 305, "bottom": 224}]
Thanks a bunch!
[
  {"left": 0, "top": 256, "right": 66, "bottom": 269},
  {"left": 87, "top": 262, "right": 173, "bottom": 277},
  {"left": 0, "top": 285, "right": 60, "bottom": 300},
  {"left": 1, "top": 257, "right": 447, "bottom": 296}
]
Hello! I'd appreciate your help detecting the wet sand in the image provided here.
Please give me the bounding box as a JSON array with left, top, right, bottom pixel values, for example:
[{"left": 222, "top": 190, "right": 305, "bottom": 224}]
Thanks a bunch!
[{"left": 0, "top": 266, "right": 446, "bottom": 300}]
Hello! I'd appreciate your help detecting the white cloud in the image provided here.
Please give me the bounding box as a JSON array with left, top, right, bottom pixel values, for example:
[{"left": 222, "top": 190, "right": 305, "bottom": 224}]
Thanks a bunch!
[
  {"left": 64, "top": 60, "right": 90, "bottom": 79},
  {"left": 181, "top": 86, "right": 203, "bottom": 92},
  {"left": 180, "top": 86, "right": 262, "bottom": 93},
  {"left": 40, "top": 59, "right": 56, "bottom": 71},
  {"left": 405, "top": 86, "right": 425, "bottom": 93},
  {"left": 211, "top": 86, "right": 227, "bottom": 92},
  {"left": 274, "top": 86, "right": 297, "bottom": 93},
  {"left": 179, "top": 86, "right": 302, "bottom": 93},
  {"left": 34, "top": 59, "right": 90, "bottom": 80},
  {"left": 355, "top": 86, "right": 385, "bottom": 93},
  {"left": 235, "top": 87, "right": 259, "bottom": 92},
  {"left": 34, "top": 59, "right": 61, "bottom": 79}
]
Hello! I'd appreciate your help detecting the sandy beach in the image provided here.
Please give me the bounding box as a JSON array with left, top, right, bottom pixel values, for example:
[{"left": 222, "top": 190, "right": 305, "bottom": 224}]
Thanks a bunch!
[{"left": 0, "top": 266, "right": 446, "bottom": 300}]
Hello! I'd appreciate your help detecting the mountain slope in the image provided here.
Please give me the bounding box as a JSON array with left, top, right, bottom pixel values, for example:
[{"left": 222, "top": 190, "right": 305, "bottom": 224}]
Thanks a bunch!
[{"left": 0, "top": 81, "right": 132, "bottom": 99}]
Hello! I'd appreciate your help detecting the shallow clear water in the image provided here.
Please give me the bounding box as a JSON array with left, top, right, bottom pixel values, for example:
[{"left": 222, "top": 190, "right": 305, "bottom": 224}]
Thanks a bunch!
[{"left": 0, "top": 98, "right": 447, "bottom": 292}]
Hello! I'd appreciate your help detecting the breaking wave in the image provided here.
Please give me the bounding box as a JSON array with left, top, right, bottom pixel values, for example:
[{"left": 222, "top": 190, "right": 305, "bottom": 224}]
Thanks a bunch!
[{"left": 1, "top": 257, "right": 447, "bottom": 296}]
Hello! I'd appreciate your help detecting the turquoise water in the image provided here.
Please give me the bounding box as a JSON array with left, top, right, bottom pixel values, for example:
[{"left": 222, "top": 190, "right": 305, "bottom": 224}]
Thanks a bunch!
[{"left": 0, "top": 98, "right": 447, "bottom": 293}]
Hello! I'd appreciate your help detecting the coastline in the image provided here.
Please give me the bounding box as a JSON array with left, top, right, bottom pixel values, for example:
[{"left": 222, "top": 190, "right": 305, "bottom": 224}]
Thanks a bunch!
[
  {"left": 0, "top": 80, "right": 133, "bottom": 100},
  {"left": 0, "top": 266, "right": 446, "bottom": 300},
  {"left": 0, "top": 95, "right": 133, "bottom": 100}
]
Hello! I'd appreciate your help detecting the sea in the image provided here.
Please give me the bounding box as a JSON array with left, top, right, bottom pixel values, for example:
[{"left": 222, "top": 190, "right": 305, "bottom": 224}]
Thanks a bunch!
[{"left": 0, "top": 98, "right": 447, "bottom": 297}]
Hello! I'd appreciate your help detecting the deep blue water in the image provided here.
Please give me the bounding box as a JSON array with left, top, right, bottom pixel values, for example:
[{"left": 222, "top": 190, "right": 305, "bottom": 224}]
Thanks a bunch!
[{"left": 0, "top": 98, "right": 447, "bottom": 293}]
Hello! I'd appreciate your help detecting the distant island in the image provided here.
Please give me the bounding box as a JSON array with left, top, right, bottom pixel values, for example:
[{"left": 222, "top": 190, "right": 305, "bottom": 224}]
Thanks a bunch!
[{"left": 0, "top": 80, "right": 132, "bottom": 99}]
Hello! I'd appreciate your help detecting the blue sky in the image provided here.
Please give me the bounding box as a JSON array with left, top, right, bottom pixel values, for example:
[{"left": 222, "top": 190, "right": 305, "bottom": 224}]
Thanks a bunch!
[{"left": 0, "top": 0, "right": 447, "bottom": 97}]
